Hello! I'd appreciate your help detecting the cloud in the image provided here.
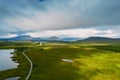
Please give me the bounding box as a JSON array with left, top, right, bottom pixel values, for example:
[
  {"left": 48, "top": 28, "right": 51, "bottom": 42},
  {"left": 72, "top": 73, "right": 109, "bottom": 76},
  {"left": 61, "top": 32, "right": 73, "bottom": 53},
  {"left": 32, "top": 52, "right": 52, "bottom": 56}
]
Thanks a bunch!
[
  {"left": 1, "top": 0, "right": 120, "bottom": 29},
  {"left": 6, "top": 10, "right": 83, "bottom": 30},
  {"left": 25, "top": 28, "right": 118, "bottom": 38},
  {"left": 0, "top": 34, "right": 17, "bottom": 38},
  {"left": 0, "top": 0, "right": 120, "bottom": 37}
]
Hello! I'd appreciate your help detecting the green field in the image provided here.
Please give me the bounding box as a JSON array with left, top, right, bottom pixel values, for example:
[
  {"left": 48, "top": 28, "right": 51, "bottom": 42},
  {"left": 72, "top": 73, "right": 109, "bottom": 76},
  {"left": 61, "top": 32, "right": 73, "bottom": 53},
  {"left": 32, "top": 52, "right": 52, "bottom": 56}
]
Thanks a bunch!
[{"left": 0, "top": 42, "right": 120, "bottom": 80}]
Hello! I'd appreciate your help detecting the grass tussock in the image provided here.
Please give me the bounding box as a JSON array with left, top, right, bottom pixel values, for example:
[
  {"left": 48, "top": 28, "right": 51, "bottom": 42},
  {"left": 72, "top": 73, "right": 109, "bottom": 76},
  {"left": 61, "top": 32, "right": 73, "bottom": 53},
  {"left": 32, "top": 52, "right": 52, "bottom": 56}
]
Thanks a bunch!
[{"left": 0, "top": 42, "right": 120, "bottom": 80}]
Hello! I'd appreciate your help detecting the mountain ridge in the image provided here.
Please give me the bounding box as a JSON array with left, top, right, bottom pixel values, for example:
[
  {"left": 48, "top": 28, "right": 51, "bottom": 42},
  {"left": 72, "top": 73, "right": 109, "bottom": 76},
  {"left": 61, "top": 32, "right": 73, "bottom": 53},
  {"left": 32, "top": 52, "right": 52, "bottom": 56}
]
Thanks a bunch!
[
  {"left": 0, "top": 35, "right": 120, "bottom": 42},
  {"left": 77, "top": 36, "right": 120, "bottom": 43}
]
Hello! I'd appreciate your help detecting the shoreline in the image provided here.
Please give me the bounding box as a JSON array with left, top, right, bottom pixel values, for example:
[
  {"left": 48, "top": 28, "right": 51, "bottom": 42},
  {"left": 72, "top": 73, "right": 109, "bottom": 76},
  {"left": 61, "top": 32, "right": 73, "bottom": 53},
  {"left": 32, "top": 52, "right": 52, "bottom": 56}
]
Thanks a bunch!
[{"left": 0, "top": 48, "right": 29, "bottom": 80}]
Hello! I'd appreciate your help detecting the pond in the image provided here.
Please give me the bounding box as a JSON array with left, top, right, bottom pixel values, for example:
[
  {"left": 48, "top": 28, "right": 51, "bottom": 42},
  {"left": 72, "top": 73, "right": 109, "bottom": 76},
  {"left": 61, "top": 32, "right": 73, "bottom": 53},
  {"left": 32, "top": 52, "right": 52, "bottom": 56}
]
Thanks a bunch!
[
  {"left": 5, "top": 77, "right": 20, "bottom": 80},
  {"left": 0, "top": 49, "right": 19, "bottom": 71}
]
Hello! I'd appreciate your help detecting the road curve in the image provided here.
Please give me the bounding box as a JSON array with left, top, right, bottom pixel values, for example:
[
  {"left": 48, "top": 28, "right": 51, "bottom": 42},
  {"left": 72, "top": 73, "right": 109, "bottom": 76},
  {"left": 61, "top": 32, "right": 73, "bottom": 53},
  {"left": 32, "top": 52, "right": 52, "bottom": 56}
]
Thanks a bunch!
[{"left": 22, "top": 52, "right": 33, "bottom": 80}]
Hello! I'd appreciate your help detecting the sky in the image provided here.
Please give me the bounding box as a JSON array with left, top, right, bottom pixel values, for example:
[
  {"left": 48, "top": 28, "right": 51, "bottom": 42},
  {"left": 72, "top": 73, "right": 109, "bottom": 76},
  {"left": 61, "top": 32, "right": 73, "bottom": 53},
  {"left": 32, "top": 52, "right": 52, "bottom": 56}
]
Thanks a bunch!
[{"left": 0, "top": 0, "right": 120, "bottom": 38}]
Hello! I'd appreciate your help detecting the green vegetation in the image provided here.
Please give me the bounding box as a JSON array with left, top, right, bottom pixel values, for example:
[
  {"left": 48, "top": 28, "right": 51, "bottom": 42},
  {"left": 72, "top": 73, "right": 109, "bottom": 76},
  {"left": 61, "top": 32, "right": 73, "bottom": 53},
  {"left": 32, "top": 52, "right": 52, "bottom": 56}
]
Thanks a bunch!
[
  {"left": 0, "top": 48, "right": 29, "bottom": 80},
  {"left": 0, "top": 42, "right": 120, "bottom": 80},
  {"left": 0, "top": 41, "right": 36, "bottom": 49}
]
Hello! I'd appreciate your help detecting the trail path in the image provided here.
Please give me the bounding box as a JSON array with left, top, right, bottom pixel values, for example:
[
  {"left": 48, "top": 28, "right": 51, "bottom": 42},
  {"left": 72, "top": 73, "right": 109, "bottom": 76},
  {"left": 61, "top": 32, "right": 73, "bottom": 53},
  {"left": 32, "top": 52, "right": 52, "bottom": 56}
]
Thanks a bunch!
[{"left": 22, "top": 52, "right": 33, "bottom": 80}]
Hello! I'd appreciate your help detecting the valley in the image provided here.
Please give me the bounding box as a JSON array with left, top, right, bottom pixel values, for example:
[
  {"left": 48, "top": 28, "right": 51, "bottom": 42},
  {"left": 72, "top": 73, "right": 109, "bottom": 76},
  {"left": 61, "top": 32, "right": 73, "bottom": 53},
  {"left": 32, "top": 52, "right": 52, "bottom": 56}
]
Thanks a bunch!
[{"left": 0, "top": 42, "right": 120, "bottom": 80}]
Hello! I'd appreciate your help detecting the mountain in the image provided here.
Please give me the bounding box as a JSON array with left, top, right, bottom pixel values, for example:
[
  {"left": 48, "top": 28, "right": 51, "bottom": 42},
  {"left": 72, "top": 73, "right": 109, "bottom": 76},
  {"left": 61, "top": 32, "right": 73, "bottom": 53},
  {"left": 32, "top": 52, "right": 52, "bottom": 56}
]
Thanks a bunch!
[
  {"left": 77, "top": 37, "right": 120, "bottom": 43},
  {"left": 11, "top": 35, "right": 32, "bottom": 40},
  {"left": 83, "top": 37, "right": 114, "bottom": 41},
  {"left": 60, "top": 37, "right": 81, "bottom": 41},
  {"left": 0, "top": 35, "right": 59, "bottom": 42},
  {"left": 46, "top": 36, "right": 59, "bottom": 41},
  {"left": 0, "top": 36, "right": 120, "bottom": 43},
  {"left": 0, "top": 35, "right": 32, "bottom": 41}
]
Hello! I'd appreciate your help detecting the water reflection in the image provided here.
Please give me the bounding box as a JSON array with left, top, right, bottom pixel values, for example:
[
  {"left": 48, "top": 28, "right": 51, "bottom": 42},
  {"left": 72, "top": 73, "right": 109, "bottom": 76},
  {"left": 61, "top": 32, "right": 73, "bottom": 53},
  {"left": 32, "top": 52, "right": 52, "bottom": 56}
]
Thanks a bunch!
[
  {"left": 0, "top": 49, "right": 19, "bottom": 71},
  {"left": 5, "top": 77, "right": 20, "bottom": 80}
]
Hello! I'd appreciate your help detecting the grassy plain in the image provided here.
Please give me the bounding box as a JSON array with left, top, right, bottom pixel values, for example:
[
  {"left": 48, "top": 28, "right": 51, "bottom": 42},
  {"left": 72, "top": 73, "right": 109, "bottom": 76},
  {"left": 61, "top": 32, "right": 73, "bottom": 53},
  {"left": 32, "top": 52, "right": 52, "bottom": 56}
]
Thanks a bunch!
[{"left": 0, "top": 42, "right": 120, "bottom": 80}]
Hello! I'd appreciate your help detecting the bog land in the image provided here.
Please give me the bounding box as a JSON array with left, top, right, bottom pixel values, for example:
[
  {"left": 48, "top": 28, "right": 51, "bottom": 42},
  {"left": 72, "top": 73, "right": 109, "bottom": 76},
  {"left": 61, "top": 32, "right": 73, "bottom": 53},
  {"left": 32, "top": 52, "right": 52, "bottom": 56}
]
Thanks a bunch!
[{"left": 0, "top": 42, "right": 120, "bottom": 80}]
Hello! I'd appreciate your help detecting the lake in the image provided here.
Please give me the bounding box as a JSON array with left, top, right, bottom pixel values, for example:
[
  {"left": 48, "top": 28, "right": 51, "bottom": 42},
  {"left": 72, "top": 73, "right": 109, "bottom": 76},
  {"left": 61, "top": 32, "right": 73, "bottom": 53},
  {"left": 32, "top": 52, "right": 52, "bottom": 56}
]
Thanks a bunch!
[{"left": 0, "top": 49, "right": 19, "bottom": 71}]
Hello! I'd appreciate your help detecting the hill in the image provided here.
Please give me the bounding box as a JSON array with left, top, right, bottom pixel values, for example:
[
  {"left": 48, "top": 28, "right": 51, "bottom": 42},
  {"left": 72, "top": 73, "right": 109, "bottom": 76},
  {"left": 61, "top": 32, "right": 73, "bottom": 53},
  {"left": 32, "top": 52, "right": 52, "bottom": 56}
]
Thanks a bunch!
[{"left": 77, "top": 37, "right": 120, "bottom": 43}]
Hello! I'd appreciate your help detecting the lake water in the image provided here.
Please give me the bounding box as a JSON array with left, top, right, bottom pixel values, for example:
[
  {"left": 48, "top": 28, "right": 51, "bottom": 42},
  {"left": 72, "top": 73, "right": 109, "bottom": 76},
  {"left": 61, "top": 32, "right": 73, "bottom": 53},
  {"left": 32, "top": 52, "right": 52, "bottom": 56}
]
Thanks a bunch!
[
  {"left": 0, "top": 49, "right": 18, "bottom": 71},
  {"left": 5, "top": 77, "right": 20, "bottom": 80}
]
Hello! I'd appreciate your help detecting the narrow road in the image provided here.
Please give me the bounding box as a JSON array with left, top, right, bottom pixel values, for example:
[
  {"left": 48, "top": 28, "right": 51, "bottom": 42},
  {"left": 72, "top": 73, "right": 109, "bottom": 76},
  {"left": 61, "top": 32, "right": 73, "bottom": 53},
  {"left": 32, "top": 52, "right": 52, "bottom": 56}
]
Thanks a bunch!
[{"left": 22, "top": 52, "right": 33, "bottom": 80}]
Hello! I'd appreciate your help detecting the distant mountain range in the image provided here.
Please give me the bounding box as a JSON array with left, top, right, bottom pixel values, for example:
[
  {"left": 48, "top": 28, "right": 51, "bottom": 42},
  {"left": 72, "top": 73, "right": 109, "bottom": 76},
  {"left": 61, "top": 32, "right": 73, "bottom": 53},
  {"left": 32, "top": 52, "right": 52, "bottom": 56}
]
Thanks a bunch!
[
  {"left": 0, "top": 35, "right": 80, "bottom": 42},
  {"left": 77, "top": 37, "right": 120, "bottom": 43},
  {"left": 0, "top": 35, "right": 120, "bottom": 43}
]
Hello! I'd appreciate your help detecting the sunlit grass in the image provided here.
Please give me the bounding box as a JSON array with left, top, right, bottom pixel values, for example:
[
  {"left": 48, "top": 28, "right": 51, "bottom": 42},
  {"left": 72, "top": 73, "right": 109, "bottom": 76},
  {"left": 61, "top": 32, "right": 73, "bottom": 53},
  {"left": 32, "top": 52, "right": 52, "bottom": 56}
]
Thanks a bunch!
[
  {"left": 0, "top": 42, "right": 120, "bottom": 80},
  {"left": 75, "top": 52, "right": 120, "bottom": 80}
]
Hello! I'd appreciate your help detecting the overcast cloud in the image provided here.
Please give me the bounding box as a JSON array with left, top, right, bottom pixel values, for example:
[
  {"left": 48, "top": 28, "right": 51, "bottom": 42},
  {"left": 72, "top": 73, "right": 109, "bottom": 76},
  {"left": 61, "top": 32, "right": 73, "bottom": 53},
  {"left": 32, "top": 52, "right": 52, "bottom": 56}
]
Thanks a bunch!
[{"left": 0, "top": 0, "right": 120, "bottom": 38}]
